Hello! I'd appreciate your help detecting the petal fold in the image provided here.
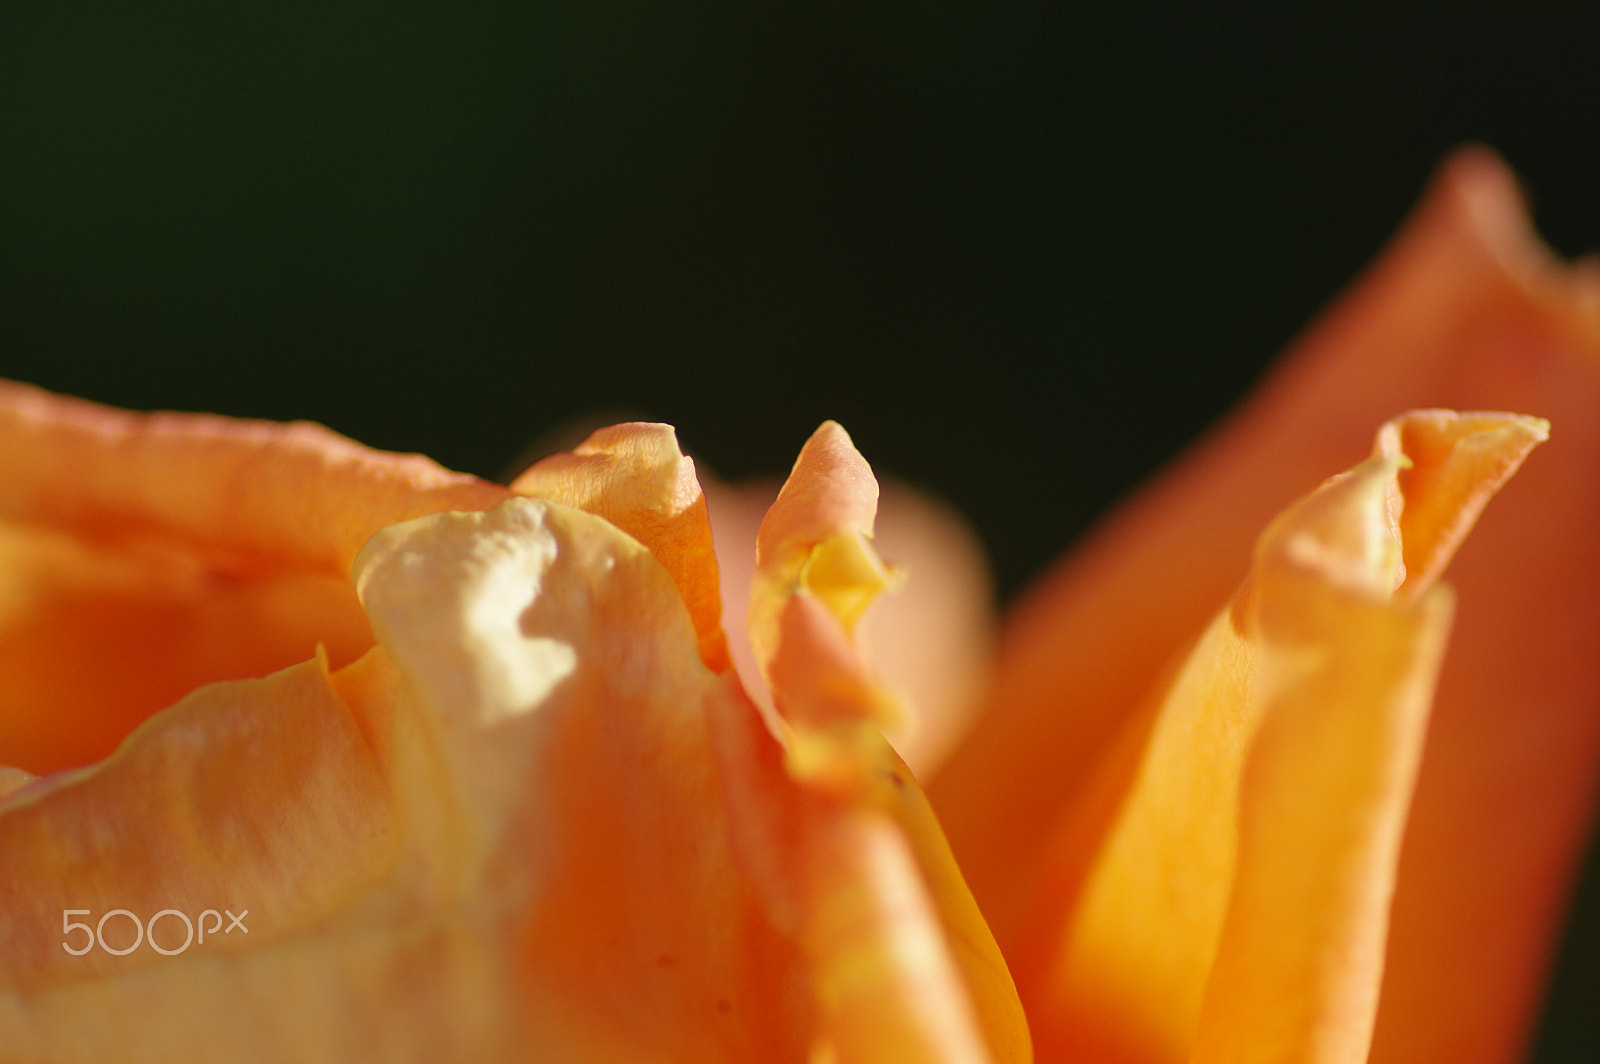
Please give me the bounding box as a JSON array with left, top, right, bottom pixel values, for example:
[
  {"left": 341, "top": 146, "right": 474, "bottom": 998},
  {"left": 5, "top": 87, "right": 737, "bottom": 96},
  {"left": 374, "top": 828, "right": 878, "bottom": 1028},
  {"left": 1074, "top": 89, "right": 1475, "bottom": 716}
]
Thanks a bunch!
[
  {"left": 732, "top": 422, "right": 1030, "bottom": 1064},
  {"left": 1005, "top": 410, "right": 1540, "bottom": 1064},
  {"left": 0, "top": 381, "right": 510, "bottom": 773},
  {"left": 0, "top": 654, "right": 396, "bottom": 1002},
  {"left": 510, "top": 421, "right": 731, "bottom": 672},
  {"left": 932, "top": 148, "right": 1600, "bottom": 1064},
  {"left": 354, "top": 497, "right": 810, "bottom": 1061}
]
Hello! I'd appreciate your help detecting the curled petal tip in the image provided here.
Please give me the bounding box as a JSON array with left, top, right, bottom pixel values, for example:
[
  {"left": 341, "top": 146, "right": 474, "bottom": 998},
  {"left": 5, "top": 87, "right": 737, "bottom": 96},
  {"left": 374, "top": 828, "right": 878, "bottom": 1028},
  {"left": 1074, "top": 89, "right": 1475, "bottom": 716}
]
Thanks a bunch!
[
  {"left": 1255, "top": 453, "right": 1409, "bottom": 602},
  {"left": 512, "top": 421, "right": 730, "bottom": 673},
  {"left": 1252, "top": 409, "right": 1549, "bottom": 612},
  {"left": 1375, "top": 410, "right": 1549, "bottom": 597}
]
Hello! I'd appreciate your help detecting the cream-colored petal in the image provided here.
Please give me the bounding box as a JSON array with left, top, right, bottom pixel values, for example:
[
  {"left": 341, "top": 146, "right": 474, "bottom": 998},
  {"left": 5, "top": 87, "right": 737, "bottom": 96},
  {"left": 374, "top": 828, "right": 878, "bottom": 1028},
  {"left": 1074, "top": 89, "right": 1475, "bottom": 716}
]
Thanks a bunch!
[{"left": 354, "top": 497, "right": 810, "bottom": 1061}]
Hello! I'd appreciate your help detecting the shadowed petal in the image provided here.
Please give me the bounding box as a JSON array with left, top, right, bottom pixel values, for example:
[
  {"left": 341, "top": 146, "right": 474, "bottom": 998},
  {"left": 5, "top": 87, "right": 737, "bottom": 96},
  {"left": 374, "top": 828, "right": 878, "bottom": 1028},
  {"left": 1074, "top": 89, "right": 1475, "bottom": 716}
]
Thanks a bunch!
[{"left": 0, "top": 383, "right": 509, "bottom": 774}]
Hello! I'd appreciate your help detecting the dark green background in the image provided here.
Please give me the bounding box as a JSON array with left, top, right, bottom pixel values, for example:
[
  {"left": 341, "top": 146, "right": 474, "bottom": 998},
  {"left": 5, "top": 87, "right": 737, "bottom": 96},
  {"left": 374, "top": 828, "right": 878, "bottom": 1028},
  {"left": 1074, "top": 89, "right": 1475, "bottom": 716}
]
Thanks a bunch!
[{"left": 3, "top": 3, "right": 1597, "bottom": 1056}]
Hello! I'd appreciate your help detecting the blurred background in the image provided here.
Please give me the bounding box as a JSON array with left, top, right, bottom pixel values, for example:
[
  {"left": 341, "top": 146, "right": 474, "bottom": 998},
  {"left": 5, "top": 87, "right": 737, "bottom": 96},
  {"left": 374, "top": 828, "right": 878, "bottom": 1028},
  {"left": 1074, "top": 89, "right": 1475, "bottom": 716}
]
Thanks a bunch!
[{"left": 3, "top": 2, "right": 1597, "bottom": 1056}]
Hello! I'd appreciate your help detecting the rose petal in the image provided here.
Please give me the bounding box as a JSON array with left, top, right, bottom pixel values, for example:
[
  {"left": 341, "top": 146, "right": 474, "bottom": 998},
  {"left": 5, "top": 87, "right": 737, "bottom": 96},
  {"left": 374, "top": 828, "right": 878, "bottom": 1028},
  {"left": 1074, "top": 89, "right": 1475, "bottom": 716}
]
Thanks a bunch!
[
  {"left": 733, "top": 422, "right": 1030, "bottom": 1063},
  {"left": 354, "top": 497, "right": 810, "bottom": 1060},
  {"left": 710, "top": 474, "right": 997, "bottom": 781},
  {"left": 0, "top": 382, "right": 509, "bottom": 774},
  {"left": 510, "top": 421, "right": 731, "bottom": 672},
  {"left": 1191, "top": 572, "right": 1451, "bottom": 1064},
  {"left": 0, "top": 521, "right": 373, "bottom": 773},
  {"left": 0, "top": 381, "right": 507, "bottom": 576},
  {"left": 0, "top": 654, "right": 397, "bottom": 1057},
  {"left": 930, "top": 148, "right": 1600, "bottom": 1064},
  {"left": 1004, "top": 412, "right": 1541, "bottom": 1063}
]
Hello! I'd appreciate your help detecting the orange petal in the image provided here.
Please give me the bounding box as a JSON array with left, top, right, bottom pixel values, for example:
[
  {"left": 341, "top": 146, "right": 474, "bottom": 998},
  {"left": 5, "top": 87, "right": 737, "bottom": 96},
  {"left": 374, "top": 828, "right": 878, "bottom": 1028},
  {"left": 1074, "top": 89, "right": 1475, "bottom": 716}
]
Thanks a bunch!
[
  {"left": 354, "top": 497, "right": 810, "bottom": 1060},
  {"left": 0, "top": 520, "right": 374, "bottom": 773},
  {"left": 0, "top": 654, "right": 397, "bottom": 1054},
  {"left": 0, "top": 381, "right": 508, "bottom": 576},
  {"left": 737, "top": 422, "right": 1030, "bottom": 1063},
  {"left": 930, "top": 148, "right": 1600, "bottom": 1064},
  {"left": 711, "top": 474, "right": 996, "bottom": 780},
  {"left": 750, "top": 422, "right": 897, "bottom": 689},
  {"left": 855, "top": 481, "right": 997, "bottom": 779},
  {"left": 510, "top": 421, "right": 731, "bottom": 672},
  {"left": 0, "top": 382, "right": 510, "bottom": 774},
  {"left": 1376, "top": 409, "right": 1552, "bottom": 598},
  {"left": 1191, "top": 577, "right": 1451, "bottom": 1064},
  {"left": 1007, "top": 411, "right": 1541, "bottom": 1064}
]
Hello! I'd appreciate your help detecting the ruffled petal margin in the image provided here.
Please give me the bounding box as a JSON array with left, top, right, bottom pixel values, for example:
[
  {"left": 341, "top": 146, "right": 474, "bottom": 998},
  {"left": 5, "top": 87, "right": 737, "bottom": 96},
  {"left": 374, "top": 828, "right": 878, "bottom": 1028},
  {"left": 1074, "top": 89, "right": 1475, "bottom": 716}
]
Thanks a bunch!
[{"left": 1003, "top": 411, "right": 1543, "bottom": 1064}]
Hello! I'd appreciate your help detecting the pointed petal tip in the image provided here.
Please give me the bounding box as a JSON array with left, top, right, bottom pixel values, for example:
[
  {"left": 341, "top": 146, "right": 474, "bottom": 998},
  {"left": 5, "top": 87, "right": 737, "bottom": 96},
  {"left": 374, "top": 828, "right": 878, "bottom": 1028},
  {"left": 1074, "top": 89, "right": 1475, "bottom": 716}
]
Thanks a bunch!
[{"left": 751, "top": 420, "right": 885, "bottom": 680}]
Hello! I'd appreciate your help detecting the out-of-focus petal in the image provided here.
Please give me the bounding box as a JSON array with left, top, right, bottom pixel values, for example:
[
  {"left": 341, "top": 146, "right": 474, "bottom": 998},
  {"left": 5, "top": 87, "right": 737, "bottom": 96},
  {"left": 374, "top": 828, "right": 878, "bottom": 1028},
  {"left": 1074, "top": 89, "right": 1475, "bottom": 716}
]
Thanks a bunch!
[
  {"left": 931, "top": 147, "right": 1600, "bottom": 1064},
  {"left": 0, "top": 766, "right": 32, "bottom": 800},
  {"left": 728, "top": 422, "right": 1029, "bottom": 1063},
  {"left": 855, "top": 482, "right": 997, "bottom": 779},
  {"left": 0, "top": 383, "right": 510, "bottom": 774},
  {"left": 1004, "top": 412, "right": 1541, "bottom": 1064},
  {"left": 510, "top": 421, "right": 731, "bottom": 672}
]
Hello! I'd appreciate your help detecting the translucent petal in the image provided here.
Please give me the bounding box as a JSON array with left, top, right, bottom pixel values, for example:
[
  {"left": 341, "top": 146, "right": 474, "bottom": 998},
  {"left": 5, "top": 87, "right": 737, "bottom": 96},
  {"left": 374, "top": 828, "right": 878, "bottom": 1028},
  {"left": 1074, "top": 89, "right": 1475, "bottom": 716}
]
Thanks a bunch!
[
  {"left": 932, "top": 148, "right": 1600, "bottom": 1064},
  {"left": 735, "top": 422, "right": 1030, "bottom": 1064},
  {"left": 511, "top": 421, "right": 731, "bottom": 672},
  {"left": 1006, "top": 411, "right": 1541, "bottom": 1063}
]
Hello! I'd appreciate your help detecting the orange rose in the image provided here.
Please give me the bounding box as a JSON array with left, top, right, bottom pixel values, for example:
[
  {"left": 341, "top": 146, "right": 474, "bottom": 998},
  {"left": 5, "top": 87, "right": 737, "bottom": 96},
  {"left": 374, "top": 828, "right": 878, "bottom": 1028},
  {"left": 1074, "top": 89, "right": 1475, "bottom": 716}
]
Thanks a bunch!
[{"left": 0, "top": 145, "right": 1594, "bottom": 1063}]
